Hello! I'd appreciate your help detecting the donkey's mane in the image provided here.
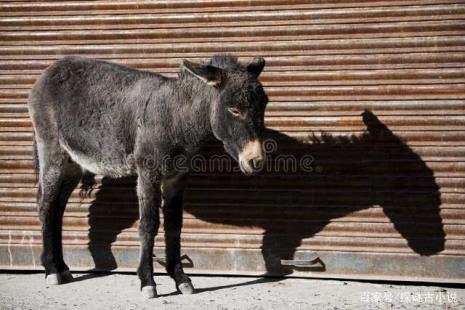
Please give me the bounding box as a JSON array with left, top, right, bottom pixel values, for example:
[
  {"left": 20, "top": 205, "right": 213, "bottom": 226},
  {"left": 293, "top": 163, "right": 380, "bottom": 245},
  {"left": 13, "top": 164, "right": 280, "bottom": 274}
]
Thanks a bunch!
[{"left": 207, "top": 54, "right": 241, "bottom": 69}]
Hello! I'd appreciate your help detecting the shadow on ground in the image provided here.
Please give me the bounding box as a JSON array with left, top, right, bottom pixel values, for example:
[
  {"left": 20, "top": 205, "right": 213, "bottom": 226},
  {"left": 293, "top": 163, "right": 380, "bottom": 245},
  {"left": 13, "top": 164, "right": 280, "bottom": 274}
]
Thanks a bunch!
[{"left": 77, "top": 110, "right": 445, "bottom": 288}]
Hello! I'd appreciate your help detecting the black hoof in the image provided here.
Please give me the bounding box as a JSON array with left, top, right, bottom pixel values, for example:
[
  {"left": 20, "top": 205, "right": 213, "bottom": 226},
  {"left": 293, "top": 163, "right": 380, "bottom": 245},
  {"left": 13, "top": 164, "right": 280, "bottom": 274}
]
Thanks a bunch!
[{"left": 60, "top": 270, "right": 74, "bottom": 283}]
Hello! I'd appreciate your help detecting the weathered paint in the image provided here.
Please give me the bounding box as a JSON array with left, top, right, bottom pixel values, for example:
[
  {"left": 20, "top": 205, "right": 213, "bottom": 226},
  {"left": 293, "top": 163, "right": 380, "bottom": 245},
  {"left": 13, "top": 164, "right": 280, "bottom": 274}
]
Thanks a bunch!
[{"left": 0, "top": 0, "right": 464, "bottom": 283}]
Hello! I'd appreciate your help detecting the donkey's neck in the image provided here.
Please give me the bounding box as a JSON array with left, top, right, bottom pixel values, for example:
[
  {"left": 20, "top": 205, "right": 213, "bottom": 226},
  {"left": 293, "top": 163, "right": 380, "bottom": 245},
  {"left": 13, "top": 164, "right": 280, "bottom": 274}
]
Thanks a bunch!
[{"left": 173, "top": 74, "right": 216, "bottom": 151}]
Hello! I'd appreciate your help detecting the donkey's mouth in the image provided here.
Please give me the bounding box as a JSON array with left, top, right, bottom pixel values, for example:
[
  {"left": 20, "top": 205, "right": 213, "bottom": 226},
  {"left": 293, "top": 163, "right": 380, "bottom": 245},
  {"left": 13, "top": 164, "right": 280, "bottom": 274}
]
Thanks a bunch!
[{"left": 239, "top": 159, "right": 255, "bottom": 176}]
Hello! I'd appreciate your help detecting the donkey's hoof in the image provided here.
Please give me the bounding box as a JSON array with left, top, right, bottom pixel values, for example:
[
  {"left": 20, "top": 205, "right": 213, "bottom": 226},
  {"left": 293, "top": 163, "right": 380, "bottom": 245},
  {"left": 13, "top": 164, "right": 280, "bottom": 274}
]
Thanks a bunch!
[
  {"left": 46, "top": 273, "right": 61, "bottom": 285},
  {"left": 177, "top": 281, "right": 195, "bottom": 295},
  {"left": 60, "top": 270, "right": 74, "bottom": 283},
  {"left": 141, "top": 286, "right": 157, "bottom": 299}
]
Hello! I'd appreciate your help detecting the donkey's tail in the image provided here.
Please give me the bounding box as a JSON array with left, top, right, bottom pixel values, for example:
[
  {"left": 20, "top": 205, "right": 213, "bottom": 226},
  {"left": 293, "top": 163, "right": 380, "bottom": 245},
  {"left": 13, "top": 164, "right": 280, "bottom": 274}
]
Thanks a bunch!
[{"left": 32, "top": 133, "right": 39, "bottom": 183}]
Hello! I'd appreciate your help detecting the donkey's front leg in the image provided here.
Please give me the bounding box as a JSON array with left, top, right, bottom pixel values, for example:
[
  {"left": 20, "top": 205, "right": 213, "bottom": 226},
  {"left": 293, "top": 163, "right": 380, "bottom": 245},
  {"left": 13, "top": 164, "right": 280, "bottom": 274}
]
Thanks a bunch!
[
  {"left": 136, "top": 170, "right": 161, "bottom": 299},
  {"left": 163, "top": 188, "right": 195, "bottom": 294}
]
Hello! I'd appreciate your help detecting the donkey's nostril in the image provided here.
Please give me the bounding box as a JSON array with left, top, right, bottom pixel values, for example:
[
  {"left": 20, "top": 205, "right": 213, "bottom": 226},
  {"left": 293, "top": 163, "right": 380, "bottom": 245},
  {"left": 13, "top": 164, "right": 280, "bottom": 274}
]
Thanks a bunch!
[{"left": 251, "top": 159, "right": 263, "bottom": 170}]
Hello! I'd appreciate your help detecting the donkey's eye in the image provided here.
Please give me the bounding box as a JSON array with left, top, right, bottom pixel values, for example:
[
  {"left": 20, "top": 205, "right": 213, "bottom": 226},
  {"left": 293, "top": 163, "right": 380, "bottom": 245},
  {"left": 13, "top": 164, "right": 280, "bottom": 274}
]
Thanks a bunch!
[{"left": 228, "top": 107, "right": 241, "bottom": 116}]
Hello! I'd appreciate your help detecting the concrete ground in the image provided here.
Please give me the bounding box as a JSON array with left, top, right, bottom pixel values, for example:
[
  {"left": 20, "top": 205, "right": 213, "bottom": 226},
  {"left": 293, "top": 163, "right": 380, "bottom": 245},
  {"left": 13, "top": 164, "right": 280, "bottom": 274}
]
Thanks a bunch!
[{"left": 0, "top": 273, "right": 464, "bottom": 310}]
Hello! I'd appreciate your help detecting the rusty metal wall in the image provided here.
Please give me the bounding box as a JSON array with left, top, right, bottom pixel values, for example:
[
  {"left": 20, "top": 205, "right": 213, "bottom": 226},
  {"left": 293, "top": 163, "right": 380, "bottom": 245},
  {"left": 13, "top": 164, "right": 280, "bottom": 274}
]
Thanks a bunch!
[{"left": 0, "top": 0, "right": 464, "bottom": 283}]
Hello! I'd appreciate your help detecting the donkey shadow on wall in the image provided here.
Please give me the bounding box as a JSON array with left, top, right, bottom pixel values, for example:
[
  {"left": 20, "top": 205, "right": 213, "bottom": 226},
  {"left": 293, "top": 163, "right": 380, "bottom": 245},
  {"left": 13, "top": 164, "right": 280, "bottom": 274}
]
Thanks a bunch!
[{"left": 84, "top": 110, "right": 445, "bottom": 281}]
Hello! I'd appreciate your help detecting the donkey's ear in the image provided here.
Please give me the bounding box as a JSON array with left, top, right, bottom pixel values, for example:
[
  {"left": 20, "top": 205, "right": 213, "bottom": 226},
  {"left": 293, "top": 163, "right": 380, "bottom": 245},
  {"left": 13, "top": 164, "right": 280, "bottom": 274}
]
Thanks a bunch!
[
  {"left": 181, "top": 60, "right": 222, "bottom": 86},
  {"left": 246, "top": 57, "right": 265, "bottom": 77}
]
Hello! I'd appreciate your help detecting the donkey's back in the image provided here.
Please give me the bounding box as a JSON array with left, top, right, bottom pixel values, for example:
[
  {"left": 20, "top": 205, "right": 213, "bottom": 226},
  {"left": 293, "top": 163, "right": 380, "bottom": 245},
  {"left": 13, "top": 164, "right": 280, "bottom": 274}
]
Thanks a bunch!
[{"left": 28, "top": 56, "right": 169, "bottom": 177}]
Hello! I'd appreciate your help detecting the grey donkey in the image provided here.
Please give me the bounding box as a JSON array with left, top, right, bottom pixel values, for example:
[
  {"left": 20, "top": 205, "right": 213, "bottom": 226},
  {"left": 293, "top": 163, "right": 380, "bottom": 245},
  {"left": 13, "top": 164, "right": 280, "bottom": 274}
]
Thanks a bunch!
[{"left": 27, "top": 54, "right": 268, "bottom": 298}]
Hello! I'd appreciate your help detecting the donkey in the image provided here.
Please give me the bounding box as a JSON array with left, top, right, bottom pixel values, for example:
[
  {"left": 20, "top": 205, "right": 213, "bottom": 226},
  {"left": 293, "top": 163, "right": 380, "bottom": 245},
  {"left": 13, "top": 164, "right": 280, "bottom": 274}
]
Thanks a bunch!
[{"left": 27, "top": 54, "right": 268, "bottom": 298}]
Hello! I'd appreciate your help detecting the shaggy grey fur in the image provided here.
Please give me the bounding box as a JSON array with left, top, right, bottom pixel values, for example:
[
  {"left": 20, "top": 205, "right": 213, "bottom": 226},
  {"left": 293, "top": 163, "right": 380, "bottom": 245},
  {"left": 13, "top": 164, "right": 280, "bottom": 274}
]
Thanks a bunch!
[{"left": 27, "top": 54, "right": 268, "bottom": 297}]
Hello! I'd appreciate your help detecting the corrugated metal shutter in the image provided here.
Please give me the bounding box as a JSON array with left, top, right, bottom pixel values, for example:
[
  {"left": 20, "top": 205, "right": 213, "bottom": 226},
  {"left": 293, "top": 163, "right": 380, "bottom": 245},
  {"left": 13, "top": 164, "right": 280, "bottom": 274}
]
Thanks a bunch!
[{"left": 1, "top": 1, "right": 464, "bottom": 283}]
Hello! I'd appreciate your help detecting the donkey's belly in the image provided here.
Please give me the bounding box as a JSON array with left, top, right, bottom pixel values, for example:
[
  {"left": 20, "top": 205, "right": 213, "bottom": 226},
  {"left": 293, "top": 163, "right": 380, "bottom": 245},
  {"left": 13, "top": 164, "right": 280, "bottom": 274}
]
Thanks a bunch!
[{"left": 61, "top": 142, "right": 136, "bottom": 178}]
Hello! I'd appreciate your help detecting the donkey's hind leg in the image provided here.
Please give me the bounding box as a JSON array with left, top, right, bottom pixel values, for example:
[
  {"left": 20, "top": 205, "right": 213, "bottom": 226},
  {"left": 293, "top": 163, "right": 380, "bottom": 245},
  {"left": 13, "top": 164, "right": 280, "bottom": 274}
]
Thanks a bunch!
[
  {"left": 37, "top": 143, "right": 70, "bottom": 285},
  {"left": 51, "top": 162, "right": 82, "bottom": 283}
]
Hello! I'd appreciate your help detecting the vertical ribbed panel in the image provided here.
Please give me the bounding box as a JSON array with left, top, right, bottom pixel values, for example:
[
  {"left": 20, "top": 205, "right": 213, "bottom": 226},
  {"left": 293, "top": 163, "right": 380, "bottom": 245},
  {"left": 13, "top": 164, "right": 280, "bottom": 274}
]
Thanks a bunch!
[{"left": 0, "top": 1, "right": 464, "bottom": 283}]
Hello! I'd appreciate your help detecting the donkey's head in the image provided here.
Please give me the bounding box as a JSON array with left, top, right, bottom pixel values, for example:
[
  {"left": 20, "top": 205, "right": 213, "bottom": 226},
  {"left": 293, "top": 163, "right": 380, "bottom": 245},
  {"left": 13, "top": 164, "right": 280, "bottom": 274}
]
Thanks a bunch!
[{"left": 182, "top": 55, "right": 268, "bottom": 175}]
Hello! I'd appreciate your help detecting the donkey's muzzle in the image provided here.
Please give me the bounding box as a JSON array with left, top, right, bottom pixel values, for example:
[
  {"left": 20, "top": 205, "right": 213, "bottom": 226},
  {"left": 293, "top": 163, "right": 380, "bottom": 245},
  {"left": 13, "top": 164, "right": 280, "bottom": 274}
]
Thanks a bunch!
[{"left": 238, "top": 139, "right": 265, "bottom": 175}]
